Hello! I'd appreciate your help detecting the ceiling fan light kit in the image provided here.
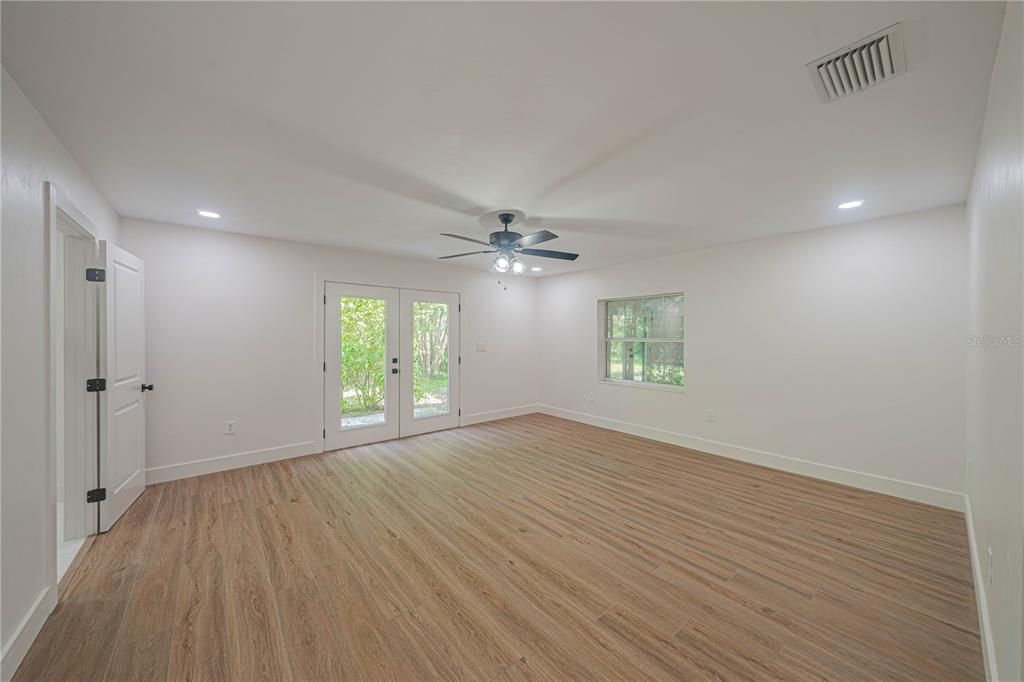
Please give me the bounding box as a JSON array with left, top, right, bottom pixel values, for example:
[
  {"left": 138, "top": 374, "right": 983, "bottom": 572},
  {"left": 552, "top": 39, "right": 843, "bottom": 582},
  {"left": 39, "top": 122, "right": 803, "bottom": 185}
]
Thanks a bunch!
[{"left": 439, "top": 210, "right": 579, "bottom": 275}]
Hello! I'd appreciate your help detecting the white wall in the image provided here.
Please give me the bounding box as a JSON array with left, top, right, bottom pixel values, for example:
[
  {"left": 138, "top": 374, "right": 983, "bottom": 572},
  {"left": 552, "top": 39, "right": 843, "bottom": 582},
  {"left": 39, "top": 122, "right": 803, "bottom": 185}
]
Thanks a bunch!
[
  {"left": 117, "top": 219, "right": 539, "bottom": 482},
  {"left": 1, "top": 22, "right": 1013, "bottom": 676},
  {"left": 1, "top": 68, "right": 119, "bottom": 679},
  {"left": 536, "top": 205, "right": 967, "bottom": 508},
  {"left": 965, "top": 4, "right": 1023, "bottom": 680}
]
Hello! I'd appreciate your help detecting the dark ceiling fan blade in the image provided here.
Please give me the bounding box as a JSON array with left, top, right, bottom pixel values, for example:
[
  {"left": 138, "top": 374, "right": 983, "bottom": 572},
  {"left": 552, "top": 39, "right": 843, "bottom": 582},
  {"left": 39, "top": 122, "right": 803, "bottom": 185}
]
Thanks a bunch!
[
  {"left": 518, "top": 248, "right": 579, "bottom": 261},
  {"left": 511, "top": 229, "right": 558, "bottom": 248},
  {"left": 438, "top": 250, "right": 495, "bottom": 260},
  {"left": 524, "top": 216, "right": 688, "bottom": 240},
  {"left": 441, "top": 233, "right": 491, "bottom": 246}
]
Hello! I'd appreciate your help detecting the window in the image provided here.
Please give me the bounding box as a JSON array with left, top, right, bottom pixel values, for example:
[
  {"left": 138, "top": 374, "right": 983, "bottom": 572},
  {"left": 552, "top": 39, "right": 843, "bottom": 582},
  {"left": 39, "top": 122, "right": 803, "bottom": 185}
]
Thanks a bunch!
[{"left": 602, "top": 294, "right": 684, "bottom": 388}]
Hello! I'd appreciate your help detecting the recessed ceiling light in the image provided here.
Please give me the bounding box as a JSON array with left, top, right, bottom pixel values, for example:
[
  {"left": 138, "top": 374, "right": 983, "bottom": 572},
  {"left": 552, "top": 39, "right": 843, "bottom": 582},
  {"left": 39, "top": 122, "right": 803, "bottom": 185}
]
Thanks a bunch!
[
  {"left": 197, "top": 209, "right": 221, "bottom": 219},
  {"left": 838, "top": 200, "right": 864, "bottom": 210},
  {"left": 531, "top": 266, "right": 542, "bottom": 272}
]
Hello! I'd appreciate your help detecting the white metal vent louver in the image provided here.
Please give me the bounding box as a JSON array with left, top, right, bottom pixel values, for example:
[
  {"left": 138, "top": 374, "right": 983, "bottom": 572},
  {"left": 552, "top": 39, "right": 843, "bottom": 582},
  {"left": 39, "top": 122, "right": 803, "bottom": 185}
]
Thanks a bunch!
[{"left": 807, "top": 23, "right": 906, "bottom": 103}]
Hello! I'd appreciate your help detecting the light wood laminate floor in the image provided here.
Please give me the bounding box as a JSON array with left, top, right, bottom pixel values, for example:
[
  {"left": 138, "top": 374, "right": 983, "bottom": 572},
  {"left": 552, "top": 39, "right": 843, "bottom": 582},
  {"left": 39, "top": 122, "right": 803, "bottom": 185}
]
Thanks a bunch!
[{"left": 16, "top": 414, "right": 983, "bottom": 681}]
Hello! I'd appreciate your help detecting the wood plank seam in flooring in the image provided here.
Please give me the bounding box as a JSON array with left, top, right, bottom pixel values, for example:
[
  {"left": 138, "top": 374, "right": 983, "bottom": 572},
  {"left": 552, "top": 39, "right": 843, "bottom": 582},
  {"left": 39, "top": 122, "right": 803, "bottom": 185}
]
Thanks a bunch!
[{"left": 14, "top": 414, "right": 984, "bottom": 681}]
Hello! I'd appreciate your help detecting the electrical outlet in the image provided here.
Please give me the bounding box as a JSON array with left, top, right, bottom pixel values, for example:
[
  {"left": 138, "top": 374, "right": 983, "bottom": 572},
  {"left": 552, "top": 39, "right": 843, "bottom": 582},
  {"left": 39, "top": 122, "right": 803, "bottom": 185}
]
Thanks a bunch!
[
  {"left": 706, "top": 409, "right": 716, "bottom": 422},
  {"left": 587, "top": 391, "right": 595, "bottom": 402},
  {"left": 225, "top": 420, "right": 236, "bottom": 435},
  {"left": 987, "top": 546, "right": 993, "bottom": 584}
]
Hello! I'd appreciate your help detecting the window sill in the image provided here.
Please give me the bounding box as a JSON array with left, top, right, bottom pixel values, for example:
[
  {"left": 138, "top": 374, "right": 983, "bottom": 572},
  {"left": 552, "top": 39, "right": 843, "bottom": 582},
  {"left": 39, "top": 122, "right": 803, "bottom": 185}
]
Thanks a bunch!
[{"left": 600, "top": 379, "right": 686, "bottom": 394}]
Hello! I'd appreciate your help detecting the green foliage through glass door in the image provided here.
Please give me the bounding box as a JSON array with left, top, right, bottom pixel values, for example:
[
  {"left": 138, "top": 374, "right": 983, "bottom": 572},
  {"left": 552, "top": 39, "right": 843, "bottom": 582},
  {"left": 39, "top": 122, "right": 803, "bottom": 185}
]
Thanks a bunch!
[{"left": 339, "top": 297, "right": 387, "bottom": 425}]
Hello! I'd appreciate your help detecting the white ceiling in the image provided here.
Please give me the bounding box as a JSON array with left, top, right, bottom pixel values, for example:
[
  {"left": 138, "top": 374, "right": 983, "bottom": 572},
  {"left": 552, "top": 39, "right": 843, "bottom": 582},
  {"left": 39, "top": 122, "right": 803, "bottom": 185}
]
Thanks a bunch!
[{"left": 1, "top": 2, "right": 1005, "bottom": 275}]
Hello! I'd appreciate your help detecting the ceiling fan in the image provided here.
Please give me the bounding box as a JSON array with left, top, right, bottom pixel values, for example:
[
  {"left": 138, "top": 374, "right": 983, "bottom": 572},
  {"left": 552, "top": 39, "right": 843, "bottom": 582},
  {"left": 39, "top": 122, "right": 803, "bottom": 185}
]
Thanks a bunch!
[{"left": 439, "top": 210, "right": 579, "bottom": 274}]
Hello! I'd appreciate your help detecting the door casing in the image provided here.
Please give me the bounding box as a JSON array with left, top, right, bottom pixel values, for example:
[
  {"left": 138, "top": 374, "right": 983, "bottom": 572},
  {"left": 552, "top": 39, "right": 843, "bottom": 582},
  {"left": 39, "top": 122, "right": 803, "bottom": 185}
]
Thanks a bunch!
[{"left": 45, "top": 182, "right": 100, "bottom": 595}]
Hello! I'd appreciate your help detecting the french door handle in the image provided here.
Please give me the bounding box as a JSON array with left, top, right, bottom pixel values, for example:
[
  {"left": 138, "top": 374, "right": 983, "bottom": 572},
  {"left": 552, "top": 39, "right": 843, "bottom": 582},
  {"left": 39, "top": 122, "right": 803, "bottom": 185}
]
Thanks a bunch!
[
  {"left": 141, "top": 383, "right": 154, "bottom": 392},
  {"left": 391, "top": 368, "right": 399, "bottom": 374}
]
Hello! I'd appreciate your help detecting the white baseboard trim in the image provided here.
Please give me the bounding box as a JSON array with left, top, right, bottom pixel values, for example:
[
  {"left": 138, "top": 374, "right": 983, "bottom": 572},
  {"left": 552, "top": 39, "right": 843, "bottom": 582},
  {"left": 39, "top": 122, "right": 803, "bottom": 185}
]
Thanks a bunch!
[
  {"left": 537, "top": 405, "right": 965, "bottom": 511},
  {"left": 146, "top": 405, "right": 540, "bottom": 484},
  {"left": 461, "top": 404, "right": 541, "bottom": 426},
  {"left": 146, "top": 440, "right": 319, "bottom": 484},
  {"left": 1, "top": 586, "right": 56, "bottom": 682},
  {"left": 964, "top": 496, "right": 998, "bottom": 682}
]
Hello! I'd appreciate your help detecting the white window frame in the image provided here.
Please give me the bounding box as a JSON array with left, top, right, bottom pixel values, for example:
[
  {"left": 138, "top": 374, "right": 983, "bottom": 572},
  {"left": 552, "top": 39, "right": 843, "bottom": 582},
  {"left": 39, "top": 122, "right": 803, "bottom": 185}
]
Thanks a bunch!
[{"left": 598, "top": 293, "right": 685, "bottom": 393}]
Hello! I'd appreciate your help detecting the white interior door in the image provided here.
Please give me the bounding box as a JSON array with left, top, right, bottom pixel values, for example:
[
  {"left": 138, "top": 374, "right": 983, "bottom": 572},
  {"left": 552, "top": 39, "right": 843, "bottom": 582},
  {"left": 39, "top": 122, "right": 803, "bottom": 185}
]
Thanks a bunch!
[
  {"left": 324, "top": 282, "right": 400, "bottom": 450},
  {"left": 399, "top": 289, "right": 460, "bottom": 437},
  {"left": 98, "top": 241, "right": 146, "bottom": 532}
]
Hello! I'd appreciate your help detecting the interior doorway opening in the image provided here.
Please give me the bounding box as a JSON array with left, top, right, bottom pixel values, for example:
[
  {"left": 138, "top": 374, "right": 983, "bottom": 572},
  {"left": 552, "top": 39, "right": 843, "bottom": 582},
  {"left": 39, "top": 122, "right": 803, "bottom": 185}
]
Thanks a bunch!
[{"left": 53, "top": 203, "right": 100, "bottom": 579}]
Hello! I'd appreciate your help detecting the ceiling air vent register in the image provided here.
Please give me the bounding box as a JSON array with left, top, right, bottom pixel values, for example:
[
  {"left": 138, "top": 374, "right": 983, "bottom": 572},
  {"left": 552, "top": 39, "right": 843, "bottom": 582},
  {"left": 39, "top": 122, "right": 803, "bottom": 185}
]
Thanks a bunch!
[{"left": 807, "top": 23, "right": 906, "bottom": 103}]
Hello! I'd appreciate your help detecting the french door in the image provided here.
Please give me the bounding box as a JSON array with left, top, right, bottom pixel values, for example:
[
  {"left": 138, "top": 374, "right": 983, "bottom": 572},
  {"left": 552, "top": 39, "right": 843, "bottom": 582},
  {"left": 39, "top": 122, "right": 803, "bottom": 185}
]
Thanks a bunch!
[
  {"left": 399, "top": 289, "right": 461, "bottom": 437},
  {"left": 324, "top": 283, "right": 460, "bottom": 450}
]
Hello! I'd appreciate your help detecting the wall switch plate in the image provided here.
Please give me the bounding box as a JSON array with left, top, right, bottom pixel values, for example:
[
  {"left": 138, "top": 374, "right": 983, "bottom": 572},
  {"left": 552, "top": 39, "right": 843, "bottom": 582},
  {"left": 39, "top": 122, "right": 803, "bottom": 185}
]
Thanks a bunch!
[
  {"left": 476, "top": 343, "right": 487, "bottom": 352},
  {"left": 587, "top": 392, "right": 595, "bottom": 402},
  {"left": 706, "top": 409, "right": 716, "bottom": 422},
  {"left": 225, "top": 420, "right": 236, "bottom": 435}
]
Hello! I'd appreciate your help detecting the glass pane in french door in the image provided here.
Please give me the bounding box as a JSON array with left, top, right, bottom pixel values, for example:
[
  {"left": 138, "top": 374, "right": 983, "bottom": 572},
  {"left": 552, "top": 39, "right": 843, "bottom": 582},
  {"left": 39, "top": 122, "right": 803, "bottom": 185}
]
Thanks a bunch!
[
  {"left": 412, "top": 301, "right": 450, "bottom": 419},
  {"left": 339, "top": 296, "right": 387, "bottom": 429}
]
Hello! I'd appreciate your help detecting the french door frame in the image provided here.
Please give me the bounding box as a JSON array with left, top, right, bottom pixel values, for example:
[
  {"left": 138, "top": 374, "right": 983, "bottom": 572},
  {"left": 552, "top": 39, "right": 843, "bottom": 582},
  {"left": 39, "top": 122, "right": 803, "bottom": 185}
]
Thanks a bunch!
[{"left": 322, "top": 282, "right": 461, "bottom": 451}]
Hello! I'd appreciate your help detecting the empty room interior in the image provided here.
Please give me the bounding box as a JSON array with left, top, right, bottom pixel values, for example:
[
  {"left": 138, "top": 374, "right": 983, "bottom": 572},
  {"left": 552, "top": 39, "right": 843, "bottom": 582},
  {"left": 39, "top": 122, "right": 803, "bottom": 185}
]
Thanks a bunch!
[{"left": 2, "top": 1, "right": 1023, "bottom": 680}]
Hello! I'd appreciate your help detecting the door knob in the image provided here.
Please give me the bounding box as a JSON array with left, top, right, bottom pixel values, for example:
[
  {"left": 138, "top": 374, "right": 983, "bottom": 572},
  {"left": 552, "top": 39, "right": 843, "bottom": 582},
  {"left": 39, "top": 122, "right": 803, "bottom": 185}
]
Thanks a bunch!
[{"left": 141, "top": 383, "right": 154, "bottom": 392}]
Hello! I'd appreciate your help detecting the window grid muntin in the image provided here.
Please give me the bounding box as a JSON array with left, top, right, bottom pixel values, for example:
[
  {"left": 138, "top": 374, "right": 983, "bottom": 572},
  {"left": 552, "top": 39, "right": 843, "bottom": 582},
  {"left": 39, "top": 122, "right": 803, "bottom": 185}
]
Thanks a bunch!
[{"left": 601, "top": 293, "right": 684, "bottom": 387}]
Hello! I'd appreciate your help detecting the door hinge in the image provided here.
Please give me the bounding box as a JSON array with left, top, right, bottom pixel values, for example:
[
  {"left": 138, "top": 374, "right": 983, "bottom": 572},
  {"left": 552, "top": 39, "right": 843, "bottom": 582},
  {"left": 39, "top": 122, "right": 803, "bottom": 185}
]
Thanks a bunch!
[
  {"left": 86, "top": 378, "right": 107, "bottom": 392},
  {"left": 324, "top": 294, "right": 327, "bottom": 304},
  {"left": 323, "top": 428, "right": 326, "bottom": 439},
  {"left": 458, "top": 408, "right": 461, "bottom": 416},
  {"left": 458, "top": 355, "right": 461, "bottom": 365},
  {"left": 323, "top": 361, "right": 326, "bottom": 372},
  {"left": 458, "top": 303, "right": 461, "bottom": 312},
  {"left": 86, "top": 487, "right": 107, "bottom": 503},
  {"left": 85, "top": 268, "right": 106, "bottom": 282}
]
